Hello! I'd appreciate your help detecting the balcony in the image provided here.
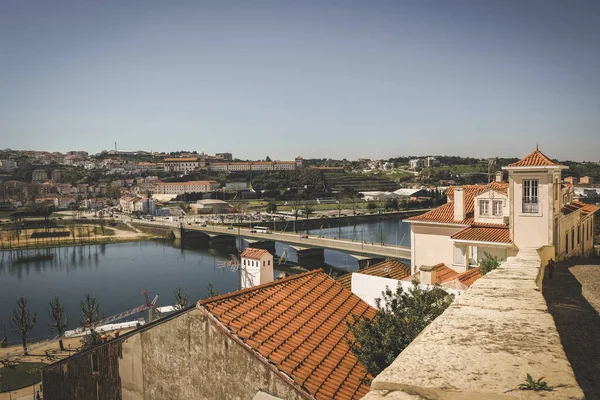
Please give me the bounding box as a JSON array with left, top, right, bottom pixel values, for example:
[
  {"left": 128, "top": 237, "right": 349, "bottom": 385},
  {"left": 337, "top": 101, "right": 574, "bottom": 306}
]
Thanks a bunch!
[{"left": 522, "top": 201, "right": 539, "bottom": 214}]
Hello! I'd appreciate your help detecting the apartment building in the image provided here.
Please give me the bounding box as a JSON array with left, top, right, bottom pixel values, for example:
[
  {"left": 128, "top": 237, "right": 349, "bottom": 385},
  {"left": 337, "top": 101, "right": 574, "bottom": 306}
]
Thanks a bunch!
[
  {"left": 163, "top": 158, "right": 203, "bottom": 173},
  {"left": 32, "top": 169, "right": 48, "bottom": 182},
  {"left": 153, "top": 180, "right": 220, "bottom": 195},
  {"left": 206, "top": 157, "right": 302, "bottom": 172}
]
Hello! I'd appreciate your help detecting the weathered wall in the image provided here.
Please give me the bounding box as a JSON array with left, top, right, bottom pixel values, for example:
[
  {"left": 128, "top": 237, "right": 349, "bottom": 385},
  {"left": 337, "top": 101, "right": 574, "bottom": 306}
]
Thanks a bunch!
[
  {"left": 137, "top": 308, "right": 304, "bottom": 400},
  {"left": 411, "top": 224, "right": 464, "bottom": 272},
  {"left": 42, "top": 341, "right": 123, "bottom": 400},
  {"left": 363, "top": 248, "right": 584, "bottom": 400}
]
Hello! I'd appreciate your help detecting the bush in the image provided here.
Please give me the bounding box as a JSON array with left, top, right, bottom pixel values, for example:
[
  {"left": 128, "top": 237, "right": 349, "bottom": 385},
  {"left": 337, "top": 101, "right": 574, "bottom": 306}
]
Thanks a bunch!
[{"left": 480, "top": 252, "right": 500, "bottom": 275}]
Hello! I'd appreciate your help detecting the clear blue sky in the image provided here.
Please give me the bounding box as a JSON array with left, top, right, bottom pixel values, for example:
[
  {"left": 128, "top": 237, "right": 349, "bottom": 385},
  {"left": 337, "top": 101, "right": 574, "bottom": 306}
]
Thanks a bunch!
[{"left": 1, "top": 1, "right": 599, "bottom": 161}]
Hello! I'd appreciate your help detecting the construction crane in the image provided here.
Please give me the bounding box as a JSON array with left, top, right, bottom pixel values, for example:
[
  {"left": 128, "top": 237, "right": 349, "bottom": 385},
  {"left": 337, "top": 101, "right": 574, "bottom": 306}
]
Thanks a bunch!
[{"left": 3, "top": 291, "right": 160, "bottom": 360}]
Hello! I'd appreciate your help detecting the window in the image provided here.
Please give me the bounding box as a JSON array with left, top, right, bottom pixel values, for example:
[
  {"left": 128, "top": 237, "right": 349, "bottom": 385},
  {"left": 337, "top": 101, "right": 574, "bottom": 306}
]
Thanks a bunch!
[
  {"left": 91, "top": 352, "right": 99, "bottom": 373},
  {"left": 554, "top": 178, "right": 558, "bottom": 201},
  {"left": 577, "top": 225, "right": 580, "bottom": 244},
  {"left": 479, "top": 200, "right": 490, "bottom": 215},
  {"left": 268, "top": 260, "right": 271, "bottom": 266},
  {"left": 454, "top": 246, "right": 466, "bottom": 265},
  {"left": 493, "top": 200, "right": 503, "bottom": 216},
  {"left": 571, "top": 228, "right": 575, "bottom": 251},
  {"left": 523, "top": 180, "right": 539, "bottom": 213},
  {"left": 565, "top": 232, "right": 569, "bottom": 253}
]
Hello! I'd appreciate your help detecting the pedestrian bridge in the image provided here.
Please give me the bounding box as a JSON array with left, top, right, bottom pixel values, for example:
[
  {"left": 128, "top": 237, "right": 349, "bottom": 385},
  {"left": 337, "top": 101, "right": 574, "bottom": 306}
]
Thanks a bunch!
[{"left": 177, "top": 224, "right": 411, "bottom": 260}]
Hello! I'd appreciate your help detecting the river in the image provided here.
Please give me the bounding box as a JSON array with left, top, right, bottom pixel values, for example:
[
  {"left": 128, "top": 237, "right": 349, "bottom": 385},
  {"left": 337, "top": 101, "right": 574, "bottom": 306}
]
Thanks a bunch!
[{"left": 0, "top": 219, "right": 410, "bottom": 344}]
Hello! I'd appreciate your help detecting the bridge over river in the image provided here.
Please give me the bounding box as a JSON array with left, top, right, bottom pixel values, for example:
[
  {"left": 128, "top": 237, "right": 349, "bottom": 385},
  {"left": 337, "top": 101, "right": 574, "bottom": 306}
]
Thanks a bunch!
[{"left": 173, "top": 223, "right": 411, "bottom": 261}]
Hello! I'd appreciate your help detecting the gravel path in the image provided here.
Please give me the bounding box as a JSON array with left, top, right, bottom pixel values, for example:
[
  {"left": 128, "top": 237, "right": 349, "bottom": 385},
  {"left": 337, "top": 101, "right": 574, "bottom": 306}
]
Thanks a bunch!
[{"left": 543, "top": 258, "right": 600, "bottom": 400}]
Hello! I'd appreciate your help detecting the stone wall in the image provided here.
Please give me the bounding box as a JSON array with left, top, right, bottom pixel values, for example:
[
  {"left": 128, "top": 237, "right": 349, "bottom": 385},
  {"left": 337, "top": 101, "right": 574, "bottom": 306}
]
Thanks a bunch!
[
  {"left": 363, "top": 248, "right": 584, "bottom": 400},
  {"left": 43, "top": 308, "right": 305, "bottom": 400}
]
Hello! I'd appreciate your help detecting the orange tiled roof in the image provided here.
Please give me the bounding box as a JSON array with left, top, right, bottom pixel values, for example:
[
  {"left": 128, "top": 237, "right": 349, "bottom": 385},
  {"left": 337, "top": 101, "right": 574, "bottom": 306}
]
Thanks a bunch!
[
  {"left": 562, "top": 200, "right": 599, "bottom": 216},
  {"left": 454, "top": 267, "right": 483, "bottom": 287},
  {"left": 198, "top": 270, "right": 375, "bottom": 400},
  {"left": 240, "top": 248, "right": 269, "bottom": 260},
  {"left": 431, "top": 263, "right": 459, "bottom": 284},
  {"left": 507, "top": 148, "right": 559, "bottom": 167},
  {"left": 408, "top": 182, "right": 508, "bottom": 225},
  {"left": 450, "top": 226, "right": 511, "bottom": 244},
  {"left": 337, "top": 259, "right": 412, "bottom": 290}
]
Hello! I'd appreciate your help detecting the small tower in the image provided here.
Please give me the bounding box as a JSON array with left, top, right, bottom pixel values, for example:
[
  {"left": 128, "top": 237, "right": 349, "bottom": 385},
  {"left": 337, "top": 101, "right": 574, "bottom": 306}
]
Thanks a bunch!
[{"left": 240, "top": 248, "right": 274, "bottom": 289}]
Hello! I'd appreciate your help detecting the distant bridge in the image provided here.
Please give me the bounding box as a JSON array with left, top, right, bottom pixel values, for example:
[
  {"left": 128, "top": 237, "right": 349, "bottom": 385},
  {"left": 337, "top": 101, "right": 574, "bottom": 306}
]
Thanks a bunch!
[{"left": 175, "top": 224, "right": 411, "bottom": 261}]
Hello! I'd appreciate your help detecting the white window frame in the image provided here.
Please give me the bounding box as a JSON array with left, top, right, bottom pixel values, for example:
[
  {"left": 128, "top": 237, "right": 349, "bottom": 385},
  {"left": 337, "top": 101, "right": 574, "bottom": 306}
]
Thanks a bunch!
[
  {"left": 479, "top": 200, "right": 490, "bottom": 215},
  {"left": 492, "top": 200, "right": 503, "bottom": 216},
  {"left": 522, "top": 179, "right": 539, "bottom": 213}
]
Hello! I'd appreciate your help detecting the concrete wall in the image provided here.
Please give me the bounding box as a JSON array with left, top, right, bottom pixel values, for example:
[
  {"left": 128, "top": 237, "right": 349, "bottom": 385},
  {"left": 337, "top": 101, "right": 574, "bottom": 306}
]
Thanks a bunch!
[
  {"left": 363, "top": 248, "right": 584, "bottom": 400},
  {"left": 411, "top": 224, "right": 464, "bottom": 273}
]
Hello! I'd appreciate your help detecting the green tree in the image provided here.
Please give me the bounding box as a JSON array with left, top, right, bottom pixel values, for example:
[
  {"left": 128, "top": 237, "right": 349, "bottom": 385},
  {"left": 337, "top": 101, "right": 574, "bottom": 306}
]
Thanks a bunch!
[
  {"left": 302, "top": 202, "right": 314, "bottom": 220},
  {"left": 173, "top": 287, "right": 190, "bottom": 310},
  {"left": 48, "top": 297, "right": 68, "bottom": 351},
  {"left": 10, "top": 297, "right": 38, "bottom": 355},
  {"left": 367, "top": 201, "right": 377, "bottom": 211},
  {"left": 79, "top": 294, "right": 101, "bottom": 326},
  {"left": 204, "top": 283, "right": 221, "bottom": 299},
  {"left": 347, "top": 284, "right": 453, "bottom": 377},
  {"left": 265, "top": 156, "right": 272, "bottom": 162},
  {"left": 266, "top": 202, "right": 277, "bottom": 213},
  {"left": 385, "top": 198, "right": 399, "bottom": 211},
  {"left": 81, "top": 329, "right": 102, "bottom": 350},
  {"left": 479, "top": 252, "right": 500, "bottom": 275}
]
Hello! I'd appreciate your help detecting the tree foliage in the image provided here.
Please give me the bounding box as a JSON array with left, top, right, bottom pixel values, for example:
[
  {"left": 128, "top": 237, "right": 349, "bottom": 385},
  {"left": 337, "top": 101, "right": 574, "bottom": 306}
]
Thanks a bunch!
[
  {"left": 48, "top": 297, "right": 68, "bottom": 351},
  {"left": 479, "top": 252, "right": 500, "bottom": 275},
  {"left": 173, "top": 287, "right": 190, "bottom": 310},
  {"left": 10, "top": 297, "right": 38, "bottom": 354},
  {"left": 81, "top": 329, "right": 102, "bottom": 350},
  {"left": 347, "top": 284, "right": 453, "bottom": 377}
]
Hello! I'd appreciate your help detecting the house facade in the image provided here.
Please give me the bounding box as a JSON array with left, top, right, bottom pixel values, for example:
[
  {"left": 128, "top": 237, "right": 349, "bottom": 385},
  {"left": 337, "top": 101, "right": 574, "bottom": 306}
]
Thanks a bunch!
[
  {"left": 153, "top": 180, "right": 219, "bottom": 195},
  {"left": 406, "top": 147, "right": 597, "bottom": 275},
  {"left": 240, "top": 248, "right": 274, "bottom": 289}
]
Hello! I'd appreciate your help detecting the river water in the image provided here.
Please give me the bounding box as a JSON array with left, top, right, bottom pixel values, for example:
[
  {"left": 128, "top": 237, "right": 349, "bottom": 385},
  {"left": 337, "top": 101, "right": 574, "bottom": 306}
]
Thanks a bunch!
[{"left": 0, "top": 219, "right": 410, "bottom": 344}]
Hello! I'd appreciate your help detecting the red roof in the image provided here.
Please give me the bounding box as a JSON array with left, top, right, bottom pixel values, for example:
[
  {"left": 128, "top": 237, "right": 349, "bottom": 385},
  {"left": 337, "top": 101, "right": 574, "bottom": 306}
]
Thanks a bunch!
[
  {"left": 431, "top": 263, "right": 459, "bottom": 284},
  {"left": 198, "top": 270, "right": 375, "bottom": 400},
  {"left": 451, "top": 226, "right": 511, "bottom": 244},
  {"left": 240, "top": 248, "right": 269, "bottom": 260},
  {"left": 407, "top": 182, "right": 508, "bottom": 225},
  {"left": 454, "top": 267, "right": 483, "bottom": 287},
  {"left": 337, "top": 259, "right": 411, "bottom": 290},
  {"left": 562, "top": 200, "right": 599, "bottom": 216},
  {"left": 507, "top": 148, "right": 559, "bottom": 167}
]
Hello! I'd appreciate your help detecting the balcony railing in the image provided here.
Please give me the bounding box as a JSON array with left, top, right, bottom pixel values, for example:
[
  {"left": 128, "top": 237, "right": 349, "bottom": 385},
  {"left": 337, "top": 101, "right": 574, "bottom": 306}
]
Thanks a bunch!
[{"left": 522, "top": 201, "right": 539, "bottom": 213}]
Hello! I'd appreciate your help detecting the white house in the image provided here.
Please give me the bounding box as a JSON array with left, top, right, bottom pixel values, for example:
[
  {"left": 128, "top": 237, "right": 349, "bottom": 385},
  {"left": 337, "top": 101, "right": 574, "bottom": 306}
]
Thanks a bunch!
[
  {"left": 240, "top": 248, "right": 274, "bottom": 289},
  {"left": 405, "top": 147, "right": 598, "bottom": 275}
]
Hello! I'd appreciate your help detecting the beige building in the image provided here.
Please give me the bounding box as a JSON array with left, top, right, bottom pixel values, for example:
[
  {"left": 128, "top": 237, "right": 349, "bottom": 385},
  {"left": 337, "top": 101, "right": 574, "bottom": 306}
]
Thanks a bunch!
[
  {"left": 189, "top": 199, "right": 231, "bottom": 214},
  {"left": 240, "top": 248, "right": 274, "bottom": 289},
  {"left": 206, "top": 156, "right": 303, "bottom": 172},
  {"left": 163, "top": 157, "right": 203, "bottom": 173},
  {"left": 406, "top": 147, "right": 597, "bottom": 275},
  {"left": 153, "top": 180, "right": 219, "bottom": 195},
  {"left": 32, "top": 169, "right": 48, "bottom": 182}
]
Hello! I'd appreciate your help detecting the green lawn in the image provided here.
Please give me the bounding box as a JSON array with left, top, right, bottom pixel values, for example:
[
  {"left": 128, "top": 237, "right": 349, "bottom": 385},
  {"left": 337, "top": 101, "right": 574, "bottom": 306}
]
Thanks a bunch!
[{"left": 0, "top": 362, "right": 44, "bottom": 392}]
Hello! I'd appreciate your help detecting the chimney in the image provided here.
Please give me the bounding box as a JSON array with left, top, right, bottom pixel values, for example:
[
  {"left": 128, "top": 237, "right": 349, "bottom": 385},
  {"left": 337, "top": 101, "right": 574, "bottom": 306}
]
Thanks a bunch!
[
  {"left": 419, "top": 265, "right": 436, "bottom": 285},
  {"left": 453, "top": 187, "right": 465, "bottom": 221},
  {"left": 495, "top": 171, "right": 503, "bottom": 183}
]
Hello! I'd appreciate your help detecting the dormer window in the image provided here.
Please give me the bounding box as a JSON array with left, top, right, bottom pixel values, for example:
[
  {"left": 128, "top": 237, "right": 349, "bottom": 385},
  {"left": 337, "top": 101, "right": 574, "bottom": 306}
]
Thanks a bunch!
[
  {"left": 493, "top": 200, "right": 503, "bottom": 216},
  {"left": 523, "top": 179, "right": 539, "bottom": 213},
  {"left": 479, "top": 200, "right": 490, "bottom": 215}
]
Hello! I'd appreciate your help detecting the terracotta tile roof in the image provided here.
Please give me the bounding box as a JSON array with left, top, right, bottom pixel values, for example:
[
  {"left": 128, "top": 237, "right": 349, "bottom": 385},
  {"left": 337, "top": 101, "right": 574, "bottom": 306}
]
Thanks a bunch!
[
  {"left": 507, "top": 148, "right": 559, "bottom": 167},
  {"left": 408, "top": 182, "right": 508, "bottom": 225},
  {"left": 450, "top": 226, "right": 511, "bottom": 244},
  {"left": 198, "top": 270, "right": 375, "bottom": 400},
  {"left": 431, "top": 263, "right": 459, "bottom": 284},
  {"left": 454, "top": 267, "right": 483, "bottom": 287},
  {"left": 337, "top": 259, "right": 412, "bottom": 290},
  {"left": 240, "top": 248, "right": 269, "bottom": 260},
  {"left": 562, "top": 200, "right": 599, "bottom": 216}
]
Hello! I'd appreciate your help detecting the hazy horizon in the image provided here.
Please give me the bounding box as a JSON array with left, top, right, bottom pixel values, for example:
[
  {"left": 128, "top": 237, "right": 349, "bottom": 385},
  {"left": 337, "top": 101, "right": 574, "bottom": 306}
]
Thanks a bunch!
[{"left": 2, "top": 1, "right": 599, "bottom": 161}]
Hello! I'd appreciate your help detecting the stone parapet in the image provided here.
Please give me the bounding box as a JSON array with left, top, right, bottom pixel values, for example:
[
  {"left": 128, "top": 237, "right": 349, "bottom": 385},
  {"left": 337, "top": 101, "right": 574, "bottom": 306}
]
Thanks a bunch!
[{"left": 363, "top": 248, "right": 584, "bottom": 399}]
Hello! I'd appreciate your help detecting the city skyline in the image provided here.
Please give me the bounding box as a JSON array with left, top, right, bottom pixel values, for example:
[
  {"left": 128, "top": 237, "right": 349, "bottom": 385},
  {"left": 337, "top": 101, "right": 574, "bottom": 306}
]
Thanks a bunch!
[{"left": 2, "top": 1, "right": 599, "bottom": 161}]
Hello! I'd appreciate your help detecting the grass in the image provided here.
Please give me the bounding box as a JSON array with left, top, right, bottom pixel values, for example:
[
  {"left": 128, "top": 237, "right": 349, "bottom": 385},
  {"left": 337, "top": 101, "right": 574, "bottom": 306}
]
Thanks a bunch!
[{"left": 0, "top": 361, "right": 44, "bottom": 392}]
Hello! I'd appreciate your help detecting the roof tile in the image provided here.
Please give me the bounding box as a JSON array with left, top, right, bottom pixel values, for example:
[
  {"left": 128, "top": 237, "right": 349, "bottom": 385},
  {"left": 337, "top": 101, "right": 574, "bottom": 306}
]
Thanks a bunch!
[
  {"left": 450, "top": 226, "right": 511, "bottom": 244},
  {"left": 240, "top": 248, "right": 269, "bottom": 260},
  {"left": 337, "top": 259, "right": 411, "bottom": 290},
  {"left": 198, "top": 270, "right": 375, "bottom": 400},
  {"left": 507, "top": 148, "right": 559, "bottom": 167}
]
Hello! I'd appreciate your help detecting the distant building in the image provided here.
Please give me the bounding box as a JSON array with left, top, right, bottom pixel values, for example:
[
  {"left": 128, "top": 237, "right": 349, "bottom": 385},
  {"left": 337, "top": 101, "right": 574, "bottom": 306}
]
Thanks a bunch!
[
  {"left": 0, "top": 159, "right": 17, "bottom": 172},
  {"left": 163, "top": 157, "right": 203, "bottom": 173},
  {"left": 564, "top": 176, "right": 578, "bottom": 184},
  {"left": 51, "top": 169, "right": 62, "bottom": 182},
  {"left": 154, "top": 180, "right": 220, "bottom": 195},
  {"left": 206, "top": 156, "right": 303, "bottom": 172},
  {"left": 240, "top": 248, "right": 274, "bottom": 289},
  {"left": 190, "top": 199, "right": 231, "bottom": 214},
  {"left": 32, "top": 169, "right": 48, "bottom": 182},
  {"left": 215, "top": 152, "right": 233, "bottom": 160},
  {"left": 425, "top": 156, "right": 440, "bottom": 167},
  {"left": 580, "top": 176, "right": 593, "bottom": 184},
  {"left": 409, "top": 159, "right": 425, "bottom": 170},
  {"left": 225, "top": 182, "right": 250, "bottom": 191}
]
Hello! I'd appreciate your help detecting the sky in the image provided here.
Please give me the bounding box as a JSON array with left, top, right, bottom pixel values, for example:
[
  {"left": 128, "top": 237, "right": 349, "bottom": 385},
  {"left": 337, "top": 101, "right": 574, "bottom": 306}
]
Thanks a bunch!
[{"left": 1, "top": 0, "right": 599, "bottom": 161}]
